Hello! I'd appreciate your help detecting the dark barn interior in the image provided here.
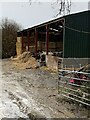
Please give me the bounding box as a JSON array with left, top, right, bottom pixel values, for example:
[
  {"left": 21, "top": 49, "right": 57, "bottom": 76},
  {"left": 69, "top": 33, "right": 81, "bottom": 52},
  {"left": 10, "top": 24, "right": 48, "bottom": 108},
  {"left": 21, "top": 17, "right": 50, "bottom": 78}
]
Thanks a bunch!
[{"left": 17, "top": 18, "right": 64, "bottom": 57}]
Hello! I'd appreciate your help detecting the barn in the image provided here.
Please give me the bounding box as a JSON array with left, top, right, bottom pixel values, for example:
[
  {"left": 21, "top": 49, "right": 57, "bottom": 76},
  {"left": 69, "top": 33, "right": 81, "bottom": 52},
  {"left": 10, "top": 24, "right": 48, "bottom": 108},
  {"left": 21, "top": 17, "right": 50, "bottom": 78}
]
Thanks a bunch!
[{"left": 17, "top": 10, "right": 90, "bottom": 70}]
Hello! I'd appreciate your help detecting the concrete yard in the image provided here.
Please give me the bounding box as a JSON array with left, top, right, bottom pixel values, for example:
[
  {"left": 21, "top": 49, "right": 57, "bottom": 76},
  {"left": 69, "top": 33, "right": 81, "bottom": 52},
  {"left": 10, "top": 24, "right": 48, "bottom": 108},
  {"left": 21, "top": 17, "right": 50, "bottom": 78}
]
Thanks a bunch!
[{"left": 0, "top": 59, "right": 89, "bottom": 119}]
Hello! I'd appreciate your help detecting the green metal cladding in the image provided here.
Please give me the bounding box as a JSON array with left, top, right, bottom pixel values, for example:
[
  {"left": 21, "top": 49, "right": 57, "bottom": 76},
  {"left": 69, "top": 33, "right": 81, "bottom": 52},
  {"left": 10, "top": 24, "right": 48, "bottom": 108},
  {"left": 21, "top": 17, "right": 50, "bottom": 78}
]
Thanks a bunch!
[{"left": 64, "top": 10, "right": 90, "bottom": 58}]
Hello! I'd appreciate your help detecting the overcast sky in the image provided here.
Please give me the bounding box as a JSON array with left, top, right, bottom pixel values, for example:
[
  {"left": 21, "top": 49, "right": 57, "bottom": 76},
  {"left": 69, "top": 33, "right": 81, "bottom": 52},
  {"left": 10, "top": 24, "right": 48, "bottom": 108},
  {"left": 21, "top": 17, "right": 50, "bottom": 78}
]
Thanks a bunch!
[{"left": 0, "top": 0, "right": 89, "bottom": 29}]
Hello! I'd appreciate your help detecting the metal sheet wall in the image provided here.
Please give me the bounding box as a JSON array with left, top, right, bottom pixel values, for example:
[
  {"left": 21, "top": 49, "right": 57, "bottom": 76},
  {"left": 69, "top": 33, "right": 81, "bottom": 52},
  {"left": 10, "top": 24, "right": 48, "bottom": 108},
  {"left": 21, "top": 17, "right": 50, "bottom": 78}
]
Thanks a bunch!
[{"left": 64, "top": 11, "right": 90, "bottom": 58}]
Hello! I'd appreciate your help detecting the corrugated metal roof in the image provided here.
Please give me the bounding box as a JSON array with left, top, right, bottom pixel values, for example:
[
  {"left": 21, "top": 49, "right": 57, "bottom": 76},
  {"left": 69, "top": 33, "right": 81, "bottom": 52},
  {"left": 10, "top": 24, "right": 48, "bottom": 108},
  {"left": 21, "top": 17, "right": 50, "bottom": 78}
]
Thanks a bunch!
[{"left": 18, "top": 10, "right": 90, "bottom": 33}]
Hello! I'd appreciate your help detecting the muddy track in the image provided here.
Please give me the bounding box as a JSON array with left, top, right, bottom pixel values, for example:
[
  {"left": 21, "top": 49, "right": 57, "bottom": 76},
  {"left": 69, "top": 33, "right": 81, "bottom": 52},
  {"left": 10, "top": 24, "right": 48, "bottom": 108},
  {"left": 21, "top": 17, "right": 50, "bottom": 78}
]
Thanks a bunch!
[{"left": 1, "top": 59, "right": 89, "bottom": 119}]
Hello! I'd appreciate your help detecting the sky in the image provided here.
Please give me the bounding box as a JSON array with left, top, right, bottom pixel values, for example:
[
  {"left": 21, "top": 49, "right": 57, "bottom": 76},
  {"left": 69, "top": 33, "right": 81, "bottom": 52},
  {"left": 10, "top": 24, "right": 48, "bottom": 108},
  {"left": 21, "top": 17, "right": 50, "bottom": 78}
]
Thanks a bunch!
[{"left": 0, "top": 0, "right": 90, "bottom": 29}]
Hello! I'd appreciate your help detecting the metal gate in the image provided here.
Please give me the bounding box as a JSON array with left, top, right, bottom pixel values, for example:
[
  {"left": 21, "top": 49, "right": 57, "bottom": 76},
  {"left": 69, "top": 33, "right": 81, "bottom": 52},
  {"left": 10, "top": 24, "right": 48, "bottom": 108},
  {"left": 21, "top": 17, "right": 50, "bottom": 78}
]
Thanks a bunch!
[{"left": 58, "top": 60, "right": 90, "bottom": 107}]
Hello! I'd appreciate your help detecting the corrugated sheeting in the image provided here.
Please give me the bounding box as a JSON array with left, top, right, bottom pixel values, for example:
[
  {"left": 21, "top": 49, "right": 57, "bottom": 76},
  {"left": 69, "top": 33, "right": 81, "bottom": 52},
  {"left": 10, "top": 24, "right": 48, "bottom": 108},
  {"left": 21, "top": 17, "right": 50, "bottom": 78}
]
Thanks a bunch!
[{"left": 64, "top": 11, "right": 90, "bottom": 58}]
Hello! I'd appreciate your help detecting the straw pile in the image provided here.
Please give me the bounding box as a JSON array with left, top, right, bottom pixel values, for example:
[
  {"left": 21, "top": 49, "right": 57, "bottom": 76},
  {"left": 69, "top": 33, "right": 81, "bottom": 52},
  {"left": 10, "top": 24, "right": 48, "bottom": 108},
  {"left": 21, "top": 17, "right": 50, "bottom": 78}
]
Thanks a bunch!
[{"left": 12, "top": 52, "right": 36, "bottom": 69}]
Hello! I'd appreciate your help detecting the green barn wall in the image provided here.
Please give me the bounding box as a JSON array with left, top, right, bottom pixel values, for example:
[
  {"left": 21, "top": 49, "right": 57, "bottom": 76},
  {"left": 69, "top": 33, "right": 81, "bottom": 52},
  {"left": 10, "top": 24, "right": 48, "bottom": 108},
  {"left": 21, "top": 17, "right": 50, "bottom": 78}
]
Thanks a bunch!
[{"left": 64, "top": 11, "right": 90, "bottom": 58}]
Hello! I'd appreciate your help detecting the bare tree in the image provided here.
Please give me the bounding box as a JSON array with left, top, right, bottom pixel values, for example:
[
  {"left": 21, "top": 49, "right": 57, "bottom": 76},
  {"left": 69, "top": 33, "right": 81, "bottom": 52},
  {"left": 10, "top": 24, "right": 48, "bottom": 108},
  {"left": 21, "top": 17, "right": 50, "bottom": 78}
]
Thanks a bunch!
[
  {"left": 0, "top": 18, "right": 22, "bottom": 58},
  {"left": 29, "top": 0, "right": 71, "bottom": 17},
  {"left": 51, "top": 0, "right": 71, "bottom": 16}
]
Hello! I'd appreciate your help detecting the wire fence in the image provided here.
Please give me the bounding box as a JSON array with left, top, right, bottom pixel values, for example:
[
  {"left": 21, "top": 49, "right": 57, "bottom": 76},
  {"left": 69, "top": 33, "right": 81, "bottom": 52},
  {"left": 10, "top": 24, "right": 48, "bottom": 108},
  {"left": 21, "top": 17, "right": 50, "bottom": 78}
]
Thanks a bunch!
[{"left": 58, "top": 61, "right": 90, "bottom": 107}]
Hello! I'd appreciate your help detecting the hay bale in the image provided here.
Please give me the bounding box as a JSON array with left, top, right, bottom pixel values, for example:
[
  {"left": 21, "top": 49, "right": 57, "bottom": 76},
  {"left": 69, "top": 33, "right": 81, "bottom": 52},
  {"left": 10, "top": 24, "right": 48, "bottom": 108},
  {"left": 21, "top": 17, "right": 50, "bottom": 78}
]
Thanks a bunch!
[{"left": 16, "top": 37, "right": 22, "bottom": 56}]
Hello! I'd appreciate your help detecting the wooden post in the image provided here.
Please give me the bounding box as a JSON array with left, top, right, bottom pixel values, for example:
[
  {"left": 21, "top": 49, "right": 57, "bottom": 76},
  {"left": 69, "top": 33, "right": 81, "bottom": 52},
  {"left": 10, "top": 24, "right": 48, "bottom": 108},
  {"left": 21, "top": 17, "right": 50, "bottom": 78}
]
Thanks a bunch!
[
  {"left": 21, "top": 32, "right": 24, "bottom": 52},
  {"left": 27, "top": 30, "right": 30, "bottom": 51},
  {"left": 46, "top": 25, "right": 49, "bottom": 55},
  {"left": 35, "top": 28, "right": 38, "bottom": 55}
]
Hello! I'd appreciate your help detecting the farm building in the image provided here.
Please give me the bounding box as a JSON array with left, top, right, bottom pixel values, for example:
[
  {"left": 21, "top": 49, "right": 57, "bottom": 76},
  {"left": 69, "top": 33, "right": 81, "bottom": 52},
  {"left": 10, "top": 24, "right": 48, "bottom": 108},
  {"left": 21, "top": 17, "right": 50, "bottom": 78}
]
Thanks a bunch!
[{"left": 17, "top": 10, "right": 90, "bottom": 70}]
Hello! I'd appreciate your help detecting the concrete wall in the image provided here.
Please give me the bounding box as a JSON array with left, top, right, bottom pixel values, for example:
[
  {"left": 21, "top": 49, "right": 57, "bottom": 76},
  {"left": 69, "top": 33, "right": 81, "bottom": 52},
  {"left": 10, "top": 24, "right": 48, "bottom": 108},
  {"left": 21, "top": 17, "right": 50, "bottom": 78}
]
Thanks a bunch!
[
  {"left": 63, "top": 58, "right": 90, "bottom": 69},
  {"left": 46, "top": 55, "right": 59, "bottom": 71},
  {"left": 46, "top": 56, "right": 90, "bottom": 71}
]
